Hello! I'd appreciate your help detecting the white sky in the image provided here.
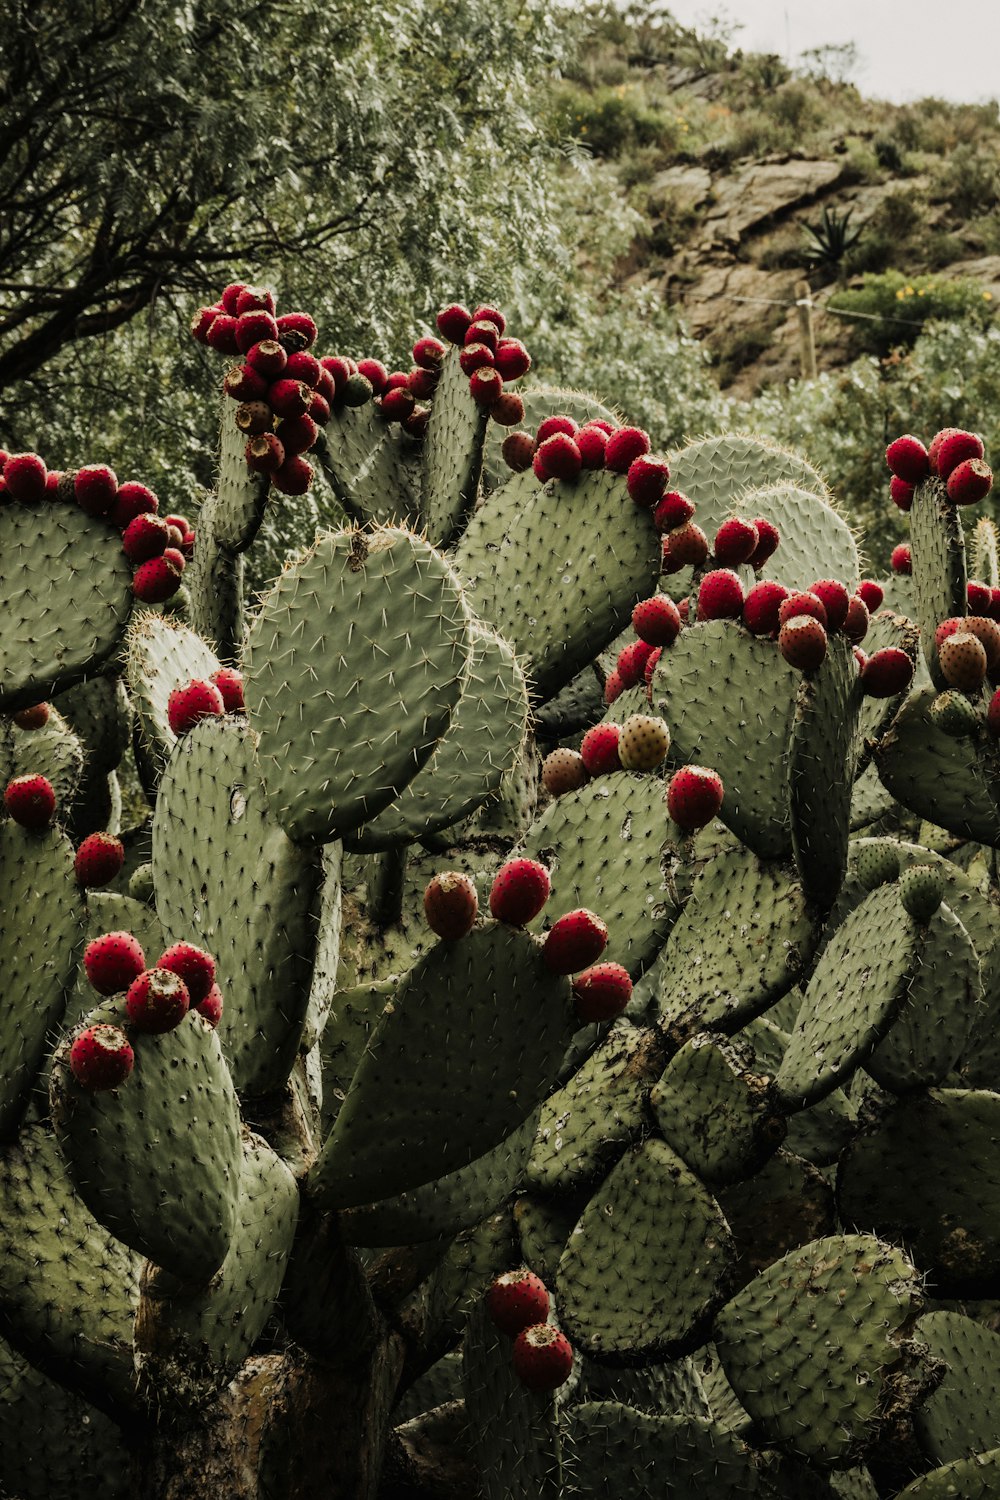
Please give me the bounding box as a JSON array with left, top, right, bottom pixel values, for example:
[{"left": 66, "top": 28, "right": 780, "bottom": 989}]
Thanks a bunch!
[{"left": 660, "top": 1, "right": 1000, "bottom": 105}]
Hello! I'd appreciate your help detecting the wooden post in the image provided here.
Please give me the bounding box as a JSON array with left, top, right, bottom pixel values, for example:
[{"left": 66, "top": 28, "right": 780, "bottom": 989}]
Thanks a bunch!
[{"left": 795, "top": 280, "right": 817, "bottom": 380}]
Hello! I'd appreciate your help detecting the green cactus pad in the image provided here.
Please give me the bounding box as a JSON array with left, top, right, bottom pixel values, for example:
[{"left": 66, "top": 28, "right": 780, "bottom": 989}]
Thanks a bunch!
[
  {"left": 562, "top": 1400, "right": 763, "bottom": 1499},
  {"left": 525, "top": 1021, "right": 668, "bottom": 1195},
  {"left": 775, "top": 883, "right": 921, "bottom": 1110},
  {"left": 669, "top": 432, "right": 826, "bottom": 507},
  {"left": 0, "top": 502, "right": 133, "bottom": 713},
  {"left": 134, "top": 1132, "right": 298, "bottom": 1404},
  {"left": 5, "top": 704, "right": 83, "bottom": 811},
  {"left": 308, "top": 923, "right": 575, "bottom": 1209},
  {"left": 557, "top": 1138, "right": 734, "bottom": 1362},
  {"left": 712, "top": 1233, "right": 924, "bottom": 1466},
  {"left": 480, "top": 385, "right": 619, "bottom": 494},
  {"left": 392, "top": 1349, "right": 464, "bottom": 1425},
  {"left": 876, "top": 686, "right": 1000, "bottom": 846},
  {"left": 533, "top": 665, "right": 605, "bottom": 738},
  {"left": 652, "top": 845, "right": 814, "bottom": 1035},
  {"left": 421, "top": 346, "right": 488, "bottom": 547},
  {"left": 744, "top": 1017, "right": 857, "bottom": 1166},
  {"left": 650, "top": 1032, "right": 785, "bottom": 1186},
  {"left": 715, "top": 1148, "right": 837, "bottom": 1291},
  {"left": 910, "top": 477, "right": 968, "bottom": 680},
  {"left": 850, "top": 761, "right": 897, "bottom": 830},
  {"left": 126, "top": 612, "right": 222, "bottom": 784},
  {"left": 0, "top": 822, "right": 83, "bottom": 1139},
  {"left": 51, "top": 1000, "right": 242, "bottom": 1284},
  {"left": 299, "top": 841, "right": 343, "bottom": 1055},
  {"left": 895, "top": 1450, "right": 1000, "bottom": 1498},
  {"left": 316, "top": 400, "right": 421, "bottom": 525},
  {"left": 579, "top": 1355, "right": 711, "bottom": 1420},
  {"left": 514, "top": 1192, "right": 586, "bottom": 1288},
  {"left": 0, "top": 1123, "right": 140, "bottom": 1413},
  {"left": 837, "top": 1089, "right": 1000, "bottom": 1295},
  {"left": 152, "top": 713, "right": 324, "bottom": 1095},
  {"left": 652, "top": 620, "right": 799, "bottom": 858},
  {"left": 789, "top": 633, "right": 859, "bottom": 906},
  {"left": 520, "top": 772, "right": 680, "bottom": 975},
  {"left": 347, "top": 624, "right": 529, "bottom": 851},
  {"left": 405, "top": 1207, "right": 519, "bottom": 1358},
  {"left": 914, "top": 1311, "right": 1000, "bottom": 1465},
  {"left": 317, "top": 976, "right": 395, "bottom": 1133},
  {"left": 244, "top": 526, "right": 473, "bottom": 842},
  {"left": 211, "top": 392, "right": 272, "bottom": 551}
]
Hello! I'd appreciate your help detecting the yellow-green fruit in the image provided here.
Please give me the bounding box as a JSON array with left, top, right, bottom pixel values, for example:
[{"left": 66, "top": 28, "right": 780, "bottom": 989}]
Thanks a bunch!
[
  {"left": 618, "top": 713, "right": 670, "bottom": 771},
  {"left": 542, "top": 748, "right": 589, "bottom": 796}
]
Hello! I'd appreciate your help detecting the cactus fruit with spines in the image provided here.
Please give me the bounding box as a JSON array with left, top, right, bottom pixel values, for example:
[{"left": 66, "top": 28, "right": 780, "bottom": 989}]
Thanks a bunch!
[{"left": 4, "top": 284, "right": 1000, "bottom": 1499}]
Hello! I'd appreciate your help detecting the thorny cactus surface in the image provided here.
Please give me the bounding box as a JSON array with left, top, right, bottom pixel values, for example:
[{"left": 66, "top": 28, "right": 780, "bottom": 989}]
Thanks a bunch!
[{"left": 3, "top": 287, "right": 1000, "bottom": 1500}]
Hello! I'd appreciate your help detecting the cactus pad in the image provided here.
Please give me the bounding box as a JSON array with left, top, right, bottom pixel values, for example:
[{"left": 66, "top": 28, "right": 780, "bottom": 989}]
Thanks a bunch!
[
  {"left": 789, "top": 633, "right": 860, "bottom": 906},
  {"left": 650, "top": 1032, "right": 784, "bottom": 1186},
  {"left": 914, "top": 1310, "right": 1000, "bottom": 1466},
  {"left": 876, "top": 686, "right": 1000, "bottom": 846},
  {"left": 910, "top": 477, "right": 968, "bottom": 680},
  {"left": 422, "top": 346, "right": 488, "bottom": 546},
  {"left": 316, "top": 406, "right": 421, "bottom": 525},
  {"left": 562, "top": 1400, "right": 764, "bottom": 1499},
  {"left": 126, "top": 612, "right": 222, "bottom": 784}
]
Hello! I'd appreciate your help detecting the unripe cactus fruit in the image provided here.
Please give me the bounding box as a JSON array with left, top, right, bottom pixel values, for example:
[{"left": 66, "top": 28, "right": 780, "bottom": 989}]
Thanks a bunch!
[
  {"left": 932, "top": 428, "right": 984, "bottom": 480},
  {"left": 157, "top": 941, "right": 216, "bottom": 1006},
  {"left": 779, "top": 615, "right": 828, "bottom": 671},
  {"left": 632, "top": 594, "right": 681, "bottom": 647},
  {"left": 110, "top": 481, "right": 158, "bottom": 528},
  {"left": 533, "top": 434, "right": 581, "bottom": 484},
  {"left": 74, "top": 832, "right": 125, "bottom": 887},
  {"left": 494, "top": 338, "right": 531, "bottom": 381},
  {"left": 856, "top": 579, "right": 884, "bottom": 613},
  {"left": 889, "top": 476, "right": 915, "bottom": 512},
  {"left": 580, "top": 723, "right": 622, "bottom": 776},
  {"left": 572, "top": 962, "right": 633, "bottom": 1023},
  {"left": 662, "top": 521, "right": 709, "bottom": 571},
  {"left": 576, "top": 426, "right": 608, "bottom": 469},
  {"left": 74, "top": 464, "right": 118, "bottom": 517},
  {"left": 12, "top": 703, "right": 50, "bottom": 730},
  {"left": 778, "top": 590, "right": 827, "bottom": 629},
  {"left": 272, "top": 456, "right": 314, "bottom": 495},
  {"left": 742, "top": 580, "right": 788, "bottom": 637},
  {"left": 469, "top": 366, "right": 504, "bottom": 407},
  {"left": 133, "top": 553, "right": 184, "bottom": 604},
  {"left": 84, "top": 931, "right": 146, "bottom": 996},
  {"left": 245, "top": 432, "right": 286, "bottom": 475},
  {"left": 167, "top": 679, "right": 226, "bottom": 735},
  {"left": 841, "top": 595, "right": 871, "bottom": 644},
  {"left": 809, "top": 579, "right": 851, "bottom": 632},
  {"left": 3, "top": 774, "right": 56, "bottom": 829},
  {"left": 947, "top": 457, "right": 993, "bottom": 506},
  {"left": 436, "top": 303, "right": 473, "bottom": 344},
  {"left": 899, "top": 865, "right": 944, "bottom": 923},
  {"left": 747, "top": 516, "right": 780, "bottom": 568},
  {"left": 626, "top": 456, "right": 670, "bottom": 508},
  {"left": 501, "top": 432, "right": 535, "bottom": 472},
  {"left": 931, "top": 690, "right": 980, "bottom": 737},
  {"left": 489, "top": 858, "right": 551, "bottom": 926},
  {"left": 653, "top": 491, "right": 695, "bottom": 532},
  {"left": 511, "top": 1324, "right": 574, "bottom": 1392},
  {"left": 541, "top": 908, "right": 608, "bottom": 974},
  {"left": 341, "top": 373, "right": 373, "bottom": 408},
  {"left": 535, "top": 415, "right": 578, "bottom": 444},
  {"left": 885, "top": 434, "right": 930, "bottom": 484},
  {"left": 618, "top": 713, "right": 669, "bottom": 770},
  {"left": 209, "top": 667, "right": 245, "bottom": 713},
  {"left": 697, "top": 569, "right": 744, "bottom": 622},
  {"left": 3, "top": 452, "right": 47, "bottom": 502},
  {"left": 424, "top": 872, "right": 479, "bottom": 941},
  {"left": 666, "top": 765, "right": 724, "bottom": 830},
  {"left": 354, "top": 358, "right": 387, "bottom": 395},
  {"left": 854, "top": 842, "right": 901, "bottom": 891},
  {"left": 486, "top": 1271, "right": 550, "bottom": 1337},
  {"left": 946, "top": 615, "right": 1000, "bottom": 673},
  {"left": 542, "top": 748, "right": 589, "bottom": 796},
  {"left": 69, "top": 1025, "right": 134, "bottom": 1092},
  {"left": 604, "top": 426, "right": 651, "bottom": 474},
  {"left": 713, "top": 516, "right": 758, "bottom": 567},
  {"left": 125, "top": 968, "right": 190, "bottom": 1034},
  {"left": 412, "top": 335, "right": 446, "bottom": 369},
  {"left": 939, "top": 631, "right": 989, "bottom": 692},
  {"left": 122, "top": 513, "right": 170, "bottom": 563},
  {"left": 861, "top": 648, "right": 914, "bottom": 698}
]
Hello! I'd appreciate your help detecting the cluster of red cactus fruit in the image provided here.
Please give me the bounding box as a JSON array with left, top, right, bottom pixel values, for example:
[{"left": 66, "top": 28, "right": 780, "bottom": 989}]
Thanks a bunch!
[
  {"left": 542, "top": 711, "right": 670, "bottom": 795},
  {"left": 934, "top": 614, "right": 1000, "bottom": 733},
  {"left": 0, "top": 452, "right": 194, "bottom": 604},
  {"left": 422, "top": 858, "right": 632, "bottom": 1025},
  {"left": 485, "top": 1269, "right": 573, "bottom": 1392},
  {"left": 69, "top": 933, "right": 222, "bottom": 1091},
  {"left": 435, "top": 301, "right": 530, "bottom": 426},
  {"left": 886, "top": 428, "right": 993, "bottom": 511},
  {"left": 166, "top": 669, "right": 244, "bottom": 735}
]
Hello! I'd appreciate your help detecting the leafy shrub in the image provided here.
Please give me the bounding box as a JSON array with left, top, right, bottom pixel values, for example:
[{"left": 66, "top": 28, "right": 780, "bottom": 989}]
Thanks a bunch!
[{"left": 827, "top": 270, "right": 994, "bottom": 356}]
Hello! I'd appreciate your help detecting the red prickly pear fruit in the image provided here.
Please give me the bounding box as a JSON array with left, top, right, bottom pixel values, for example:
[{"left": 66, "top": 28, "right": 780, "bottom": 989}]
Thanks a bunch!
[
  {"left": 809, "top": 579, "right": 851, "bottom": 632},
  {"left": 162, "top": 546, "right": 186, "bottom": 576},
  {"left": 890, "top": 476, "right": 915, "bottom": 512},
  {"left": 617, "top": 639, "right": 657, "bottom": 689},
  {"left": 275, "top": 312, "right": 318, "bottom": 348},
  {"left": 469, "top": 366, "right": 504, "bottom": 407},
  {"left": 489, "top": 391, "right": 525, "bottom": 427},
  {"left": 535, "top": 415, "right": 578, "bottom": 444},
  {"left": 109, "top": 481, "right": 158, "bottom": 528},
  {"left": 423, "top": 871, "right": 479, "bottom": 941},
  {"left": 436, "top": 303, "right": 473, "bottom": 344},
  {"left": 632, "top": 594, "right": 681, "bottom": 647},
  {"left": 235, "top": 309, "right": 279, "bottom": 354},
  {"left": 939, "top": 631, "right": 989, "bottom": 692},
  {"left": 580, "top": 723, "right": 622, "bottom": 776},
  {"left": 572, "top": 961, "right": 633, "bottom": 1023},
  {"left": 958, "top": 616, "right": 1000, "bottom": 672},
  {"left": 494, "top": 338, "right": 531, "bottom": 381},
  {"left": 122, "top": 513, "right": 170, "bottom": 564},
  {"left": 853, "top": 647, "right": 868, "bottom": 671},
  {"left": 12, "top": 703, "right": 49, "bottom": 730},
  {"left": 320, "top": 355, "right": 352, "bottom": 392},
  {"left": 408, "top": 367, "right": 439, "bottom": 400},
  {"left": 644, "top": 647, "right": 662, "bottom": 692},
  {"left": 605, "top": 426, "right": 651, "bottom": 474},
  {"left": 626, "top": 456, "right": 670, "bottom": 508},
  {"left": 653, "top": 490, "right": 695, "bottom": 532},
  {"left": 245, "top": 432, "right": 286, "bottom": 475},
  {"left": 662, "top": 521, "right": 709, "bottom": 572},
  {"left": 576, "top": 426, "right": 608, "bottom": 469},
  {"left": 471, "top": 303, "right": 506, "bottom": 334},
  {"left": 132, "top": 553, "right": 184, "bottom": 603},
  {"left": 272, "top": 456, "right": 314, "bottom": 495},
  {"left": 222, "top": 357, "right": 270, "bottom": 399},
  {"left": 990, "top": 588, "right": 1000, "bottom": 623},
  {"left": 315, "top": 367, "right": 337, "bottom": 403},
  {"left": 157, "top": 941, "right": 216, "bottom": 1006},
  {"left": 747, "top": 516, "right": 780, "bottom": 568},
  {"left": 512, "top": 1324, "right": 574, "bottom": 1392},
  {"left": 74, "top": 832, "right": 125, "bottom": 887},
  {"left": 542, "top": 748, "right": 589, "bottom": 796},
  {"left": 190, "top": 305, "right": 220, "bottom": 343},
  {"left": 458, "top": 343, "right": 494, "bottom": 377},
  {"left": 235, "top": 286, "right": 276, "bottom": 317},
  {"left": 604, "top": 668, "right": 624, "bottom": 704},
  {"left": 928, "top": 427, "right": 963, "bottom": 471},
  {"left": 677, "top": 599, "right": 690, "bottom": 623},
  {"left": 861, "top": 648, "right": 914, "bottom": 698},
  {"left": 841, "top": 595, "right": 871, "bottom": 644},
  {"left": 486, "top": 1271, "right": 550, "bottom": 1338},
  {"left": 697, "top": 569, "right": 744, "bottom": 622},
  {"left": 125, "top": 967, "right": 190, "bottom": 1034},
  {"left": 402, "top": 405, "right": 431, "bottom": 439},
  {"left": 220, "top": 282, "right": 247, "bottom": 315},
  {"left": 351, "top": 358, "right": 386, "bottom": 395},
  {"left": 275, "top": 414, "right": 318, "bottom": 457},
  {"left": 502, "top": 432, "right": 536, "bottom": 472},
  {"left": 948, "top": 457, "right": 993, "bottom": 506},
  {"left": 73, "top": 464, "right": 118, "bottom": 517},
  {"left": 341, "top": 373, "right": 373, "bottom": 408},
  {"left": 533, "top": 434, "right": 581, "bottom": 484},
  {"left": 933, "top": 429, "right": 984, "bottom": 480},
  {"left": 541, "top": 908, "right": 608, "bottom": 974},
  {"left": 167, "top": 679, "right": 225, "bottom": 735},
  {"left": 206, "top": 313, "right": 241, "bottom": 355},
  {"left": 412, "top": 335, "right": 447, "bottom": 369},
  {"left": 666, "top": 765, "right": 724, "bottom": 831},
  {"left": 989, "top": 688, "right": 1000, "bottom": 737},
  {"left": 267, "top": 378, "right": 312, "bottom": 419},
  {"left": 210, "top": 667, "right": 245, "bottom": 712},
  {"left": 968, "top": 580, "right": 993, "bottom": 613},
  {"left": 742, "top": 580, "right": 788, "bottom": 637},
  {"left": 69, "top": 1024, "right": 134, "bottom": 1091},
  {"left": 618, "top": 712, "right": 669, "bottom": 771},
  {"left": 464, "top": 319, "right": 500, "bottom": 354},
  {"left": 380, "top": 386, "right": 416, "bottom": 423},
  {"left": 891, "top": 543, "right": 912, "bottom": 575},
  {"left": 308, "top": 391, "right": 331, "bottom": 426},
  {"left": 885, "top": 434, "right": 930, "bottom": 484},
  {"left": 778, "top": 591, "right": 827, "bottom": 629},
  {"left": 197, "top": 983, "right": 224, "bottom": 1027},
  {"left": 284, "top": 351, "right": 321, "bottom": 389},
  {"left": 713, "top": 517, "right": 758, "bottom": 567},
  {"left": 488, "top": 858, "right": 551, "bottom": 926},
  {"left": 779, "top": 615, "right": 829, "bottom": 672},
  {"left": 84, "top": 930, "right": 146, "bottom": 996},
  {"left": 585, "top": 419, "right": 617, "bottom": 436},
  {"left": 856, "top": 580, "right": 884, "bottom": 613},
  {"left": 235, "top": 400, "right": 274, "bottom": 435},
  {"left": 3, "top": 774, "right": 55, "bottom": 829}
]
